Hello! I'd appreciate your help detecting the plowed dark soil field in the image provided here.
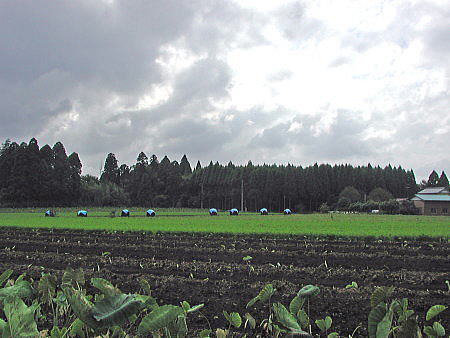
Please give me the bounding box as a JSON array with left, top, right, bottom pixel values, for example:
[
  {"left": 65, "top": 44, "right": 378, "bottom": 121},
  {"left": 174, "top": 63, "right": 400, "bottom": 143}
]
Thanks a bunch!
[{"left": 0, "top": 228, "right": 448, "bottom": 336}]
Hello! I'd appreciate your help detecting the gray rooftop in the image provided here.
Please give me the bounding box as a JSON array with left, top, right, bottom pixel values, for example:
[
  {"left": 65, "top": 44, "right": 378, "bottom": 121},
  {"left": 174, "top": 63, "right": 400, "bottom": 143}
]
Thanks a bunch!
[
  {"left": 417, "top": 187, "right": 449, "bottom": 194},
  {"left": 411, "top": 194, "right": 450, "bottom": 202}
]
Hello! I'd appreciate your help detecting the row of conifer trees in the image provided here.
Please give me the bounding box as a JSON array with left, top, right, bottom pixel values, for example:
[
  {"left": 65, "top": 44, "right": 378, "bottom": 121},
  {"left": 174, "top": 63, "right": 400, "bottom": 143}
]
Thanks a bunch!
[{"left": 0, "top": 138, "right": 448, "bottom": 210}]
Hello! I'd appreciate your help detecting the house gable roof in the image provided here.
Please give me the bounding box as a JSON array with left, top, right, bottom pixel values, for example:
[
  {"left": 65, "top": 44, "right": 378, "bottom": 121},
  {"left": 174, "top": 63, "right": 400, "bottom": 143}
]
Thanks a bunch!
[{"left": 417, "top": 187, "right": 449, "bottom": 194}]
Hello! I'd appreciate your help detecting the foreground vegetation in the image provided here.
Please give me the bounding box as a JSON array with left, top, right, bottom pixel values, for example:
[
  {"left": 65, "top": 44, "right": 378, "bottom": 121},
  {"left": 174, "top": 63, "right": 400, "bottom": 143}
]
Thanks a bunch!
[
  {"left": 0, "top": 267, "right": 447, "bottom": 337},
  {"left": 0, "top": 210, "right": 449, "bottom": 238}
]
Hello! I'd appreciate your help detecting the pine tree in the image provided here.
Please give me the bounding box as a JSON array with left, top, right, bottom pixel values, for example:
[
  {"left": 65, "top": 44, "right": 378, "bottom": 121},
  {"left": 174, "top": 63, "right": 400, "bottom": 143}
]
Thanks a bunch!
[
  {"left": 438, "top": 171, "right": 449, "bottom": 187},
  {"left": 427, "top": 170, "right": 439, "bottom": 187},
  {"left": 100, "top": 153, "right": 119, "bottom": 184}
]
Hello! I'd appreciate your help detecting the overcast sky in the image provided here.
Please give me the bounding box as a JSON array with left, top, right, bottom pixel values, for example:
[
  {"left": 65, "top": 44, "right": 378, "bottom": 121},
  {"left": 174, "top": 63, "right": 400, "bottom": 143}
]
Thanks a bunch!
[{"left": 1, "top": 0, "right": 449, "bottom": 181}]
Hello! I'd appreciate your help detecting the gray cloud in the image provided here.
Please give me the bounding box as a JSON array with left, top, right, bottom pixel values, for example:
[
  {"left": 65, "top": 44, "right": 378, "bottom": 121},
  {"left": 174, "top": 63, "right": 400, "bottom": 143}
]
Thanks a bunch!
[{"left": 0, "top": 1, "right": 449, "bottom": 180}]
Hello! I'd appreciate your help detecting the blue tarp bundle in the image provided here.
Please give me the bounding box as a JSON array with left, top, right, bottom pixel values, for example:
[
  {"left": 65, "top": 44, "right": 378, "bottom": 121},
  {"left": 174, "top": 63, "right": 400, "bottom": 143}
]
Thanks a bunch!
[
  {"left": 283, "top": 208, "right": 292, "bottom": 214},
  {"left": 77, "top": 210, "right": 87, "bottom": 217},
  {"left": 146, "top": 209, "right": 156, "bottom": 217},
  {"left": 209, "top": 208, "right": 218, "bottom": 215},
  {"left": 121, "top": 209, "right": 130, "bottom": 217},
  {"left": 230, "top": 208, "right": 239, "bottom": 215},
  {"left": 45, "top": 210, "right": 54, "bottom": 217},
  {"left": 260, "top": 208, "right": 268, "bottom": 215}
]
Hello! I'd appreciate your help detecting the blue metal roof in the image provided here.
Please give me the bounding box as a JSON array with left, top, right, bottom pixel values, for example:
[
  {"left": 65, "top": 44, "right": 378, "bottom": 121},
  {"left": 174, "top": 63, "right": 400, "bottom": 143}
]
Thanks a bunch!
[{"left": 412, "top": 194, "right": 450, "bottom": 201}]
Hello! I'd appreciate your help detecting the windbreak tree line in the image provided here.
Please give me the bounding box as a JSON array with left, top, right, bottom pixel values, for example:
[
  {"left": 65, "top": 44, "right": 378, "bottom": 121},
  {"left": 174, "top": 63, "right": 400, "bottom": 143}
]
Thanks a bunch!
[{"left": 1, "top": 138, "right": 448, "bottom": 210}]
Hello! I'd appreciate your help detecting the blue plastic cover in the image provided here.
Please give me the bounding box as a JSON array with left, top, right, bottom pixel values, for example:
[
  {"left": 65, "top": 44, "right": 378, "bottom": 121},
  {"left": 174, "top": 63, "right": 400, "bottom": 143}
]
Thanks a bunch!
[
  {"left": 209, "top": 208, "right": 218, "bottom": 213},
  {"left": 45, "top": 210, "right": 52, "bottom": 215},
  {"left": 284, "top": 208, "right": 291, "bottom": 213},
  {"left": 260, "top": 208, "right": 268, "bottom": 213},
  {"left": 147, "top": 209, "right": 155, "bottom": 214},
  {"left": 230, "top": 208, "right": 238, "bottom": 213},
  {"left": 77, "top": 210, "right": 87, "bottom": 216},
  {"left": 122, "top": 209, "right": 129, "bottom": 213}
]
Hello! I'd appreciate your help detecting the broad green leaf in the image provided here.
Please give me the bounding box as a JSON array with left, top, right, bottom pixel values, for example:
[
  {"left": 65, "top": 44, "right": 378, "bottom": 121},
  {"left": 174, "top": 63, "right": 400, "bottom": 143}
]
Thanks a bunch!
[
  {"left": 394, "top": 317, "right": 421, "bottom": 338},
  {"left": 316, "top": 319, "right": 326, "bottom": 332},
  {"left": 297, "top": 285, "right": 320, "bottom": 298},
  {"left": 297, "top": 309, "right": 309, "bottom": 329},
  {"left": 50, "top": 326, "right": 69, "bottom": 338},
  {"left": 376, "top": 304, "right": 393, "bottom": 338},
  {"left": 289, "top": 295, "right": 305, "bottom": 315},
  {"left": 243, "top": 256, "right": 253, "bottom": 261},
  {"left": 199, "top": 329, "right": 212, "bottom": 337},
  {"left": 62, "top": 267, "right": 85, "bottom": 288},
  {"left": 244, "top": 312, "right": 256, "bottom": 329},
  {"left": 138, "top": 305, "right": 184, "bottom": 334},
  {"left": 167, "top": 314, "right": 188, "bottom": 337},
  {"left": 325, "top": 316, "right": 332, "bottom": 330},
  {"left": 138, "top": 278, "right": 152, "bottom": 296},
  {"left": 370, "top": 286, "right": 394, "bottom": 308},
  {"left": 181, "top": 300, "right": 190, "bottom": 312},
  {"left": 223, "top": 311, "right": 241, "bottom": 328},
  {"left": 91, "top": 277, "right": 122, "bottom": 297},
  {"left": 91, "top": 294, "right": 143, "bottom": 328},
  {"left": 432, "top": 322, "right": 445, "bottom": 336},
  {"left": 62, "top": 285, "right": 98, "bottom": 328},
  {"left": 328, "top": 333, "right": 339, "bottom": 338},
  {"left": 273, "top": 302, "right": 301, "bottom": 331},
  {"left": 215, "top": 329, "right": 228, "bottom": 338},
  {"left": 426, "top": 305, "right": 447, "bottom": 321},
  {"left": 423, "top": 325, "right": 436, "bottom": 337},
  {"left": 0, "top": 269, "right": 13, "bottom": 287},
  {"left": 368, "top": 302, "right": 387, "bottom": 338},
  {"left": 3, "top": 296, "right": 39, "bottom": 337},
  {"left": 0, "top": 280, "right": 34, "bottom": 307},
  {"left": 246, "top": 284, "right": 275, "bottom": 308},
  {"left": 39, "top": 273, "right": 57, "bottom": 306}
]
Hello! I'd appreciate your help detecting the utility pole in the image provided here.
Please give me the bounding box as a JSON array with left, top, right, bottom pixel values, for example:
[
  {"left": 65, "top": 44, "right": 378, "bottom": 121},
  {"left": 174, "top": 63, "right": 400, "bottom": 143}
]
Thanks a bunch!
[{"left": 241, "top": 179, "right": 244, "bottom": 211}]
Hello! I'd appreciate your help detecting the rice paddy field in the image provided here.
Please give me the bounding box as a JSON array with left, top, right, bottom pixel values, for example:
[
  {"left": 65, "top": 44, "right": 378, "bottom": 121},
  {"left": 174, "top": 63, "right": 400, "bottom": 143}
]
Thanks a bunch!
[{"left": 0, "top": 208, "right": 449, "bottom": 237}]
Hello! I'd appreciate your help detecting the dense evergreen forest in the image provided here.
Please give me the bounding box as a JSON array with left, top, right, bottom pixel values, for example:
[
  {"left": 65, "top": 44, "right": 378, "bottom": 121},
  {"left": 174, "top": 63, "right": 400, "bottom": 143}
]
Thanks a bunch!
[{"left": 0, "top": 138, "right": 449, "bottom": 211}]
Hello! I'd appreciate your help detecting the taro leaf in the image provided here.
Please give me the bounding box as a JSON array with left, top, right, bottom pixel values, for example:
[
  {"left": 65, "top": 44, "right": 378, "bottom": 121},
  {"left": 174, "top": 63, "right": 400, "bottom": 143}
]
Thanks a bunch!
[
  {"left": 426, "top": 305, "right": 447, "bottom": 321},
  {"left": 110, "top": 326, "right": 127, "bottom": 338},
  {"left": 423, "top": 325, "right": 436, "bottom": 337},
  {"left": 91, "top": 294, "right": 143, "bottom": 328},
  {"left": 167, "top": 314, "right": 188, "bottom": 337},
  {"left": 273, "top": 302, "right": 301, "bottom": 331},
  {"left": 246, "top": 284, "right": 275, "bottom": 308},
  {"left": 62, "top": 285, "right": 98, "bottom": 328},
  {"left": 297, "top": 285, "right": 320, "bottom": 298},
  {"left": 39, "top": 273, "right": 57, "bottom": 306},
  {"left": 376, "top": 303, "right": 394, "bottom": 338},
  {"left": 223, "top": 311, "right": 242, "bottom": 328},
  {"left": 62, "top": 267, "right": 85, "bottom": 288},
  {"left": 432, "top": 322, "right": 445, "bottom": 336},
  {"left": 245, "top": 312, "right": 256, "bottom": 329},
  {"left": 3, "top": 296, "right": 39, "bottom": 337},
  {"left": 0, "top": 269, "right": 13, "bottom": 287},
  {"left": 368, "top": 302, "right": 387, "bottom": 338},
  {"left": 69, "top": 318, "right": 85, "bottom": 338},
  {"left": 297, "top": 309, "right": 310, "bottom": 330},
  {"left": 316, "top": 319, "right": 327, "bottom": 332},
  {"left": 370, "top": 286, "right": 394, "bottom": 308},
  {"left": 289, "top": 295, "right": 306, "bottom": 315},
  {"left": 91, "top": 278, "right": 122, "bottom": 297},
  {"left": 394, "top": 317, "right": 422, "bottom": 338},
  {"left": 199, "top": 329, "right": 212, "bottom": 337},
  {"left": 181, "top": 300, "right": 190, "bottom": 312},
  {"left": 327, "top": 333, "right": 339, "bottom": 338},
  {"left": 0, "top": 280, "right": 34, "bottom": 307},
  {"left": 138, "top": 304, "right": 184, "bottom": 334}
]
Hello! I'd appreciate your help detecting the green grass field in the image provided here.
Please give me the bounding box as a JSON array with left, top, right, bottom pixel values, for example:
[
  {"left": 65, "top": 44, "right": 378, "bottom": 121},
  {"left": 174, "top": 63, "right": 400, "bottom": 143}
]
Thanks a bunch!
[{"left": 0, "top": 208, "right": 448, "bottom": 238}]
